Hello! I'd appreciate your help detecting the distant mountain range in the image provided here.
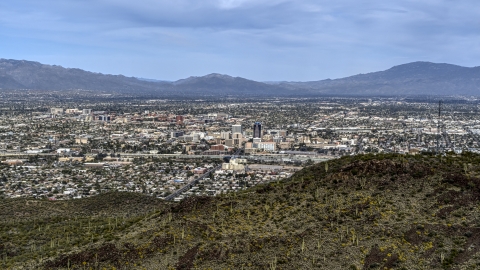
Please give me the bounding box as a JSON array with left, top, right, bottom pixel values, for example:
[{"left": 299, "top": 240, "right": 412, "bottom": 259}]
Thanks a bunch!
[
  {"left": 276, "top": 62, "right": 480, "bottom": 96},
  {"left": 1, "top": 58, "right": 479, "bottom": 96}
]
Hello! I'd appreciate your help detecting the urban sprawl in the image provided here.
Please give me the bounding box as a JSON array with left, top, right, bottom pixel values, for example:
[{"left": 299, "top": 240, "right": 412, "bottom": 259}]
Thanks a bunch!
[{"left": 1, "top": 92, "right": 480, "bottom": 201}]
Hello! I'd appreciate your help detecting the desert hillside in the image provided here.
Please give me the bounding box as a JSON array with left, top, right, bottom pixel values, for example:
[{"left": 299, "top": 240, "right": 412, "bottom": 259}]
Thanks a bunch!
[{"left": 1, "top": 153, "right": 480, "bottom": 269}]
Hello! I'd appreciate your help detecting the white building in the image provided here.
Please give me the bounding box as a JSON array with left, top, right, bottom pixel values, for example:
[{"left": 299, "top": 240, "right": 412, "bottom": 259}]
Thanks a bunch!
[
  {"left": 256, "top": 142, "right": 276, "bottom": 152},
  {"left": 222, "top": 158, "right": 245, "bottom": 171},
  {"left": 50, "top": 108, "right": 64, "bottom": 115},
  {"left": 56, "top": 148, "right": 71, "bottom": 154}
]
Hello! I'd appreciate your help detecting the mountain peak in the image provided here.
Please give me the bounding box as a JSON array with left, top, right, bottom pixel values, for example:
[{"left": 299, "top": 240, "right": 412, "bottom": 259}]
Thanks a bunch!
[
  {"left": 173, "top": 73, "right": 238, "bottom": 85},
  {"left": 388, "top": 61, "right": 465, "bottom": 71},
  {"left": 0, "top": 58, "right": 43, "bottom": 67},
  {"left": 202, "top": 73, "right": 234, "bottom": 79}
]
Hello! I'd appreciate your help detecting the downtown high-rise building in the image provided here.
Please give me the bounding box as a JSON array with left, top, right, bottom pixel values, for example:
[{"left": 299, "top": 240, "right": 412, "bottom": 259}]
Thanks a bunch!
[
  {"left": 232, "top": 124, "right": 242, "bottom": 134},
  {"left": 253, "top": 122, "right": 262, "bottom": 138}
]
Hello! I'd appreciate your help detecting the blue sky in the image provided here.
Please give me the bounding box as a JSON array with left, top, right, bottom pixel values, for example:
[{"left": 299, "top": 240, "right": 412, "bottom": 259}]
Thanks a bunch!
[{"left": 1, "top": 0, "right": 479, "bottom": 81}]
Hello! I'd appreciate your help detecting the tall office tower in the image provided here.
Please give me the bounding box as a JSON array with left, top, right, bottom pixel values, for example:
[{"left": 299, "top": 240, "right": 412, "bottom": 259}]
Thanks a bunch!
[
  {"left": 221, "top": 131, "right": 232, "bottom": 140},
  {"left": 232, "top": 124, "right": 242, "bottom": 134},
  {"left": 253, "top": 122, "right": 262, "bottom": 138}
]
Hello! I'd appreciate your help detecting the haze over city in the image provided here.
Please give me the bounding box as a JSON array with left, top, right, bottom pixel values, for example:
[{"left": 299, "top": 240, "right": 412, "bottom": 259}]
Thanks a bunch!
[{"left": 2, "top": 0, "right": 480, "bottom": 81}]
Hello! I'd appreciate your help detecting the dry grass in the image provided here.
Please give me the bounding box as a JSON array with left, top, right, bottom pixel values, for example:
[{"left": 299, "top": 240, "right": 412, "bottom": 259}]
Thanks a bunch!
[{"left": 1, "top": 153, "right": 480, "bottom": 269}]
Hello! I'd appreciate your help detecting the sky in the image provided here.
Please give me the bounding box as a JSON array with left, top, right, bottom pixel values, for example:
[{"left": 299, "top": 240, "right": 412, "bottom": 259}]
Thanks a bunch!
[{"left": 1, "top": 0, "right": 479, "bottom": 81}]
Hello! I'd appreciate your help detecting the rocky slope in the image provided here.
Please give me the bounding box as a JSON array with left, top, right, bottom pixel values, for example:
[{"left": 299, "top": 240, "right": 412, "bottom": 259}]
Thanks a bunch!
[{"left": 1, "top": 153, "right": 480, "bottom": 269}]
